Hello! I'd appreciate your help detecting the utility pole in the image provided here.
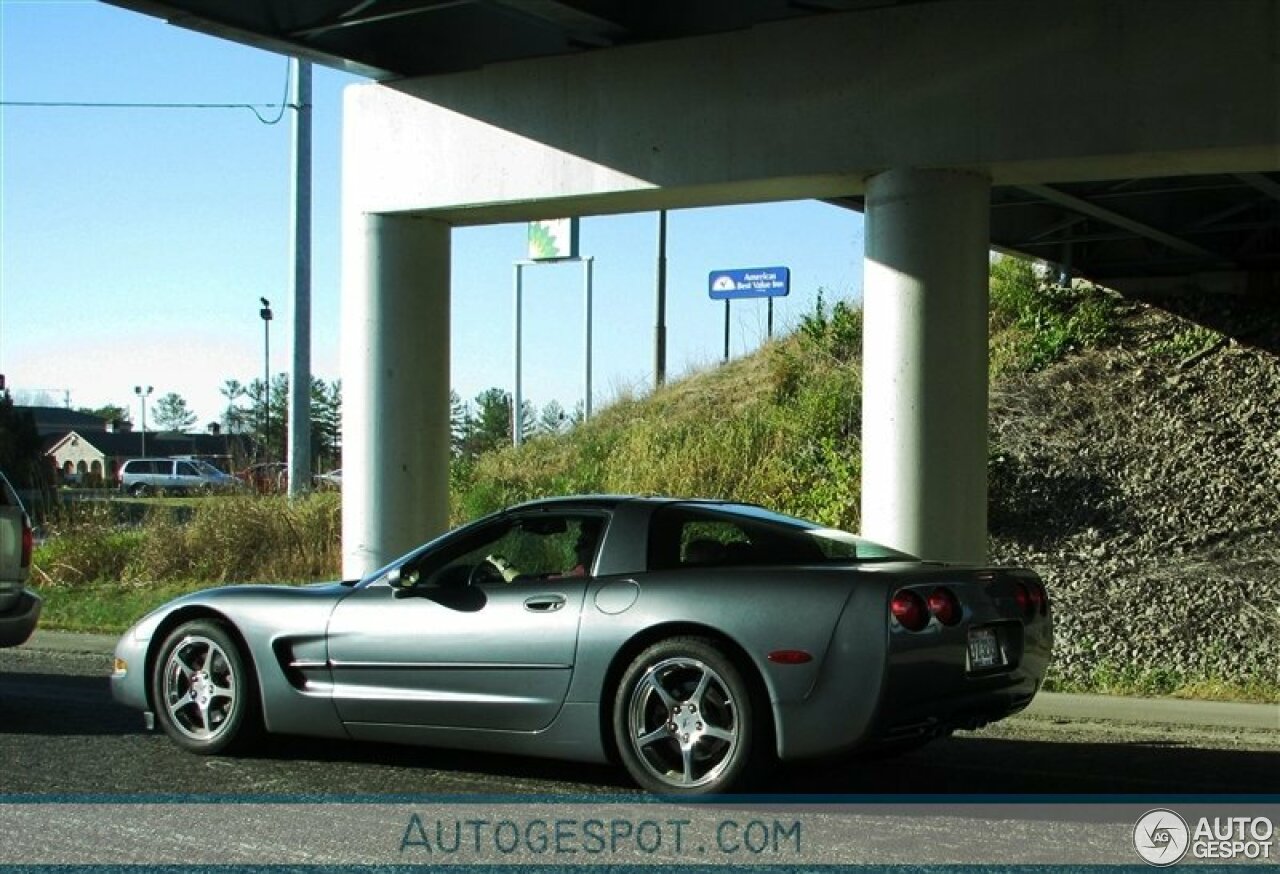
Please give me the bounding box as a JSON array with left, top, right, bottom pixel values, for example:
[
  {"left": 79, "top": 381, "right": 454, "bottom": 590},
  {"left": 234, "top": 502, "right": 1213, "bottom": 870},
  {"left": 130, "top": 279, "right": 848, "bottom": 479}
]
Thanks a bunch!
[{"left": 287, "top": 57, "right": 313, "bottom": 498}]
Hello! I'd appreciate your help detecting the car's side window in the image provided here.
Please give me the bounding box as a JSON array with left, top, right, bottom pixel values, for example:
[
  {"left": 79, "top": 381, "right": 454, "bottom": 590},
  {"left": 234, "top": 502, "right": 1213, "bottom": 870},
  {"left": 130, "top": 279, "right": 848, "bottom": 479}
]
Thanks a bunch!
[
  {"left": 647, "top": 505, "right": 827, "bottom": 570},
  {"left": 177, "top": 462, "right": 198, "bottom": 477},
  {"left": 420, "top": 514, "right": 607, "bottom": 588},
  {"left": 679, "top": 519, "right": 753, "bottom": 567}
]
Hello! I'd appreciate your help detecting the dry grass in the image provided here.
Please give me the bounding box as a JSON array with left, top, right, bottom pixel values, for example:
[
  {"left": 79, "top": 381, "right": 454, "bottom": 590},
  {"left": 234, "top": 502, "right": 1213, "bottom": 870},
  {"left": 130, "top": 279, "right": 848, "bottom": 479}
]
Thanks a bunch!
[{"left": 33, "top": 493, "right": 342, "bottom": 589}]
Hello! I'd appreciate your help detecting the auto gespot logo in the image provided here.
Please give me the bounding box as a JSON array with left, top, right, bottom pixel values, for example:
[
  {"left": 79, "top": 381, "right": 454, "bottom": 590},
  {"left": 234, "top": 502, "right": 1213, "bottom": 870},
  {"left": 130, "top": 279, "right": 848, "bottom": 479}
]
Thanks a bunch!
[{"left": 1134, "top": 809, "right": 1276, "bottom": 865}]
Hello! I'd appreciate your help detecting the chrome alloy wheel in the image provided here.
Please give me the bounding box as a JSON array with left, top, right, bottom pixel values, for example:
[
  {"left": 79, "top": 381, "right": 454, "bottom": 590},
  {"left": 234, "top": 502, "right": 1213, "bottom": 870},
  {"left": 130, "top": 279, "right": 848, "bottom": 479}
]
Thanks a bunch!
[
  {"left": 626, "top": 656, "right": 739, "bottom": 789},
  {"left": 160, "top": 634, "right": 238, "bottom": 742}
]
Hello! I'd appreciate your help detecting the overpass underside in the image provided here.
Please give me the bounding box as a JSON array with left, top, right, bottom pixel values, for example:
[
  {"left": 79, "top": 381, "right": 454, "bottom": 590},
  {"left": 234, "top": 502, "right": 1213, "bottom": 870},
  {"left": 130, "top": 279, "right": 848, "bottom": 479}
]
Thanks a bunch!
[{"left": 339, "top": 0, "right": 1279, "bottom": 576}]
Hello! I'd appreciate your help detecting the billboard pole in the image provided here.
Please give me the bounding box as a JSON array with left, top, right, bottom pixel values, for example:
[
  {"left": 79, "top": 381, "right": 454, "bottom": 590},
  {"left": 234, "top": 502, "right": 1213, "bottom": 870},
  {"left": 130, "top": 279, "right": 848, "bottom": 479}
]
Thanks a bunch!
[
  {"left": 655, "top": 211, "right": 668, "bottom": 387},
  {"left": 723, "top": 300, "right": 731, "bottom": 363}
]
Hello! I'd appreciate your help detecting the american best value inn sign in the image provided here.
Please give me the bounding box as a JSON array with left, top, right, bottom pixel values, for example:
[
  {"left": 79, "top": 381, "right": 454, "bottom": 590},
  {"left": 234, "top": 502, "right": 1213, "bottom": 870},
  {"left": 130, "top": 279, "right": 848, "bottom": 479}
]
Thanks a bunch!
[{"left": 708, "top": 266, "right": 790, "bottom": 300}]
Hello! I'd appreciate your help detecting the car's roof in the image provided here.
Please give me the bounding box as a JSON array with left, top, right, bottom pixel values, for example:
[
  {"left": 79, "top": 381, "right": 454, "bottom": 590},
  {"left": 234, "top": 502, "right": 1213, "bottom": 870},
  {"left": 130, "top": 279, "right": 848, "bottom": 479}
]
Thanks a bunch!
[
  {"left": 505, "top": 494, "right": 760, "bottom": 514},
  {"left": 505, "top": 494, "right": 641, "bottom": 513}
]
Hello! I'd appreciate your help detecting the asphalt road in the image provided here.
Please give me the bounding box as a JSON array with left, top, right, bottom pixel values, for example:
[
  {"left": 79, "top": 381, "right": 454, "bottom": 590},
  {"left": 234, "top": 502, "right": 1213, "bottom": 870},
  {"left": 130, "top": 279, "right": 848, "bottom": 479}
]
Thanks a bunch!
[{"left": 2, "top": 646, "right": 1277, "bottom": 796}]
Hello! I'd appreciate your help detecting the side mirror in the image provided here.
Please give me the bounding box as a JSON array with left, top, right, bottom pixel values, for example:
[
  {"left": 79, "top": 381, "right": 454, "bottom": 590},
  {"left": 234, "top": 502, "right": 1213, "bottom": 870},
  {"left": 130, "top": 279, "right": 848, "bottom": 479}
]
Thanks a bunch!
[{"left": 387, "top": 565, "right": 420, "bottom": 592}]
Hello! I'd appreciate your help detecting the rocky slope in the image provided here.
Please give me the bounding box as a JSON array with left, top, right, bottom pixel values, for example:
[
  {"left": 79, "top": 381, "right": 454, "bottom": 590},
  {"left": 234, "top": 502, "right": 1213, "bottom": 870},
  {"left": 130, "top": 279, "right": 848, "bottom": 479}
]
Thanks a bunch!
[{"left": 988, "top": 297, "right": 1280, "bottom": 696}]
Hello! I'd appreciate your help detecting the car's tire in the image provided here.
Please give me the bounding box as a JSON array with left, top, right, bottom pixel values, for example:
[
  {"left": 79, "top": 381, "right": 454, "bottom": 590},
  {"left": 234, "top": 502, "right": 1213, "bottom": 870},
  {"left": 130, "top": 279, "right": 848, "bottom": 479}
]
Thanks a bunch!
[
  {"left": 129, "top": 483, "right": 149, "bottom": 498},
  {"left": 150, "top": 619, "right": 260, "bottom": 755},
  {"left": 613, "top": 636, "right": 761, "bottom": 794}
]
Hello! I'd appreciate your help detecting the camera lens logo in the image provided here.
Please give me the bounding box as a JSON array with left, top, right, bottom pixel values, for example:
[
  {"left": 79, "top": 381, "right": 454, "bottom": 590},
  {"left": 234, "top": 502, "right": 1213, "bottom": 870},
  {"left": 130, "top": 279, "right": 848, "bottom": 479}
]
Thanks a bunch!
[{"left": 1134, "top": 809, "right": 1190, "bottom": 866}]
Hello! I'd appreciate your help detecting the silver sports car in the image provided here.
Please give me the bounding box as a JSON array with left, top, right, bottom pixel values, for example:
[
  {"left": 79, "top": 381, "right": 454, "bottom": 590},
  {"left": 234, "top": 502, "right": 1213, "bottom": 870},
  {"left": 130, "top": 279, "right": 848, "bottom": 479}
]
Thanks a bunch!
[{"left": 111, "top": 496, "right": 1052, "bottom": 794}]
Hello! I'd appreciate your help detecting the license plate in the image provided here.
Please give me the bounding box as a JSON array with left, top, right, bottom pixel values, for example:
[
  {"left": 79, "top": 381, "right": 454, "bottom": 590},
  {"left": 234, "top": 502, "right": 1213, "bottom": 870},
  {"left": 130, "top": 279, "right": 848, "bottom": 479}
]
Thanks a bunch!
[{"left": 968, "top": 627, "right": 1003, "bottom": 670}]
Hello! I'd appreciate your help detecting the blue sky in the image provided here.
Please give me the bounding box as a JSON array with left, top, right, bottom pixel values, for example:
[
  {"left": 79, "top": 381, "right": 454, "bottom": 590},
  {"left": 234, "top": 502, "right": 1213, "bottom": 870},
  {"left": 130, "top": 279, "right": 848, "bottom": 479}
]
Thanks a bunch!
[{"left": 1, "top": 0, "right": 865, "bottom": 427}]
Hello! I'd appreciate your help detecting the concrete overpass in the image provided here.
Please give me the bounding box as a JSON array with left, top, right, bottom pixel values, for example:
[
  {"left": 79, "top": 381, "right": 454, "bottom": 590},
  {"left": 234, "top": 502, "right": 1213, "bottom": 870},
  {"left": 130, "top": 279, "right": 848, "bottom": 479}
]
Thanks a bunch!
[{"left": 105, "top": 0, "right": 1280, "bottom": 575}]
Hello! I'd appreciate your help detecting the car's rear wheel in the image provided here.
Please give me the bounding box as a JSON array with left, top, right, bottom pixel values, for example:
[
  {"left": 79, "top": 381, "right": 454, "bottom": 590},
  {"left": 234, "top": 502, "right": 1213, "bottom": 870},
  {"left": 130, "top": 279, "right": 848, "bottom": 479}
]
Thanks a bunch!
[
  {"left": 151, "top": 619, "right": 259, "bottom": 754},
  {"left": 613, "top": 636, "right": 758, "bottom": 794},
  {"left": 129, "top": 483, "right": 149, "bottom": 497}
]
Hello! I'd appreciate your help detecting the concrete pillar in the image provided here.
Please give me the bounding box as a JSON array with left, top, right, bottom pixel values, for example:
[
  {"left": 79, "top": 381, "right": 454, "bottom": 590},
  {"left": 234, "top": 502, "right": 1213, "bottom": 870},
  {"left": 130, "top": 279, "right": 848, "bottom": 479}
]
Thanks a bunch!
[
  {"left": 342, "top": 213, "right": 451, "bottom": 578},
  {"left": 860, "top": 169, "right": 990, "bottom": 564}
]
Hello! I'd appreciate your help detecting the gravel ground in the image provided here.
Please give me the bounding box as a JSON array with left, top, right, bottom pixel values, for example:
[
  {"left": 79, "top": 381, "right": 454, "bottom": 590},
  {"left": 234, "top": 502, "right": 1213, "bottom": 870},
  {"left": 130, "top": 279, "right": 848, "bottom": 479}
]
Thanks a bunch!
[{"left": 988, "top": 297, "right": 1280, "bottom": 694}]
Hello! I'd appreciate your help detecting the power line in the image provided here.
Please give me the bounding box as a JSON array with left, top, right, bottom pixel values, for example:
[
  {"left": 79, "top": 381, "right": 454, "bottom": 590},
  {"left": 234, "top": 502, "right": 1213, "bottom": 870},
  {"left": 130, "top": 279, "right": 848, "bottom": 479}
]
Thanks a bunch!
[
  {"left": 1, "top": 57, "right": 294, "bottom": 124},
  {"left": 0, "top": 100, "right": 292, "bottom": 124}
]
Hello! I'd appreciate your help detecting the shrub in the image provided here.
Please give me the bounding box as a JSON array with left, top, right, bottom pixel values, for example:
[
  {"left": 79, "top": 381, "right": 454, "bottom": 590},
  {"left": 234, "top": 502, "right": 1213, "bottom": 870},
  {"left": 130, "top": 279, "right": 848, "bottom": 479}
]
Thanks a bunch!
[
  {"left": 32, "top": 501, "right": 140, "bottom": 588},
  {"left": 34, "top": 493, "right": 342, "bottom": 588},
  {"left": 989, "top": 255, "right": 1118, "bottom": 373}
]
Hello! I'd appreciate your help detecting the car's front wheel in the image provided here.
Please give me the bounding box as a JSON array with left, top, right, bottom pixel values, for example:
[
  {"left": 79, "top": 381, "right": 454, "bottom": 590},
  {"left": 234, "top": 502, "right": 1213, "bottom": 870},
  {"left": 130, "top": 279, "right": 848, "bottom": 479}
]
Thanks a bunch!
[
  {"left": 151, "top": 619, "right": 259, "bottom": 754},
  {"left": 613, "top": 636, "right": 760, "bottom": 794}
]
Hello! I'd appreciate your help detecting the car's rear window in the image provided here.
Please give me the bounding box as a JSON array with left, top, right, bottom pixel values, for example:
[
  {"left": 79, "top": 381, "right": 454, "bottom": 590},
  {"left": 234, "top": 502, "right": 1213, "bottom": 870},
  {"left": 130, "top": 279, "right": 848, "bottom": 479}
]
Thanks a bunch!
[{"left": 647, "top": 503, "right": 915, "bottom": 571}]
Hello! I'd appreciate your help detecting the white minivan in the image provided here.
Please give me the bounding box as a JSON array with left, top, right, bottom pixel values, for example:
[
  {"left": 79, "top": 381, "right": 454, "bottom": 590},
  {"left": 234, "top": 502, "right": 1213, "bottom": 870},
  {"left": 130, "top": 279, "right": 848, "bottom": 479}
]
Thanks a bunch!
[
  {"left": 0, "top": 471, "right": 39, "bottom": 649},
  {"left": 118, "top": 458, "right": 240, "bottom": 497}
]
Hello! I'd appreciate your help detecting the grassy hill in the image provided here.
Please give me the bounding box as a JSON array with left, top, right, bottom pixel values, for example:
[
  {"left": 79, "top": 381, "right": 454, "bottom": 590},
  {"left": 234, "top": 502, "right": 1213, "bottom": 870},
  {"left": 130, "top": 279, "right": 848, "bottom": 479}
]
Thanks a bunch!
[{"left": 452, "top": 294, "right": 864, "bottom": 530}]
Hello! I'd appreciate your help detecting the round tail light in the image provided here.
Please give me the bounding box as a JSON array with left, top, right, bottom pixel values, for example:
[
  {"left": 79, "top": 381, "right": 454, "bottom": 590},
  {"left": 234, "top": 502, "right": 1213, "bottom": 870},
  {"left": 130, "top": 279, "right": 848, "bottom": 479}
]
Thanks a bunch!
[
  {"left": 891, "top": 589, "right": 930, "bottom": 632},
  {"left": 1014, "top": 581, "right": 1033, "bottom": 617},
  {"left": 1028, "top": 581, "right": 1047, "bottom": 616},
  {"left": 927, "top": 587, "right": 961, "bottom": 625}
]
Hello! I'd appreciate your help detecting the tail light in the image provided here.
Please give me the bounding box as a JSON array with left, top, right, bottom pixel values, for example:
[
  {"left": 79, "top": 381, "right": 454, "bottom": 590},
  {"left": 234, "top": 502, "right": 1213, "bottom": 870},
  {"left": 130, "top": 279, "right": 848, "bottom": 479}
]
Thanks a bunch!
[
  {"left": 1014, "top": 581, "right": 1046, "bottom": 619},
  {"left": 20, "top": 519, "right": 32, "bottom": 569},
  {"left": 891, "top": 589, "right": 929, "bottom": 632},
  {"left": 927, "top": 587, "right": 961, "bottom": 625},
  {"left": 1028, "top": 580, "right": 1047, "bottom": 616}
]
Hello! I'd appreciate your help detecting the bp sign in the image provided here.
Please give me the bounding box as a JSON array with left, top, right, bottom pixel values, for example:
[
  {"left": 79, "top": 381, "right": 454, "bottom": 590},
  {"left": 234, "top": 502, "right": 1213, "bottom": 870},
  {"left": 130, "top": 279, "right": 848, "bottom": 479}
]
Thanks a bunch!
[
  {"left": 528, "top": 218, "right": 579, "bottom": 261},
  {"left": 709, "top": 267, "right": 790, "bottom": 300}
]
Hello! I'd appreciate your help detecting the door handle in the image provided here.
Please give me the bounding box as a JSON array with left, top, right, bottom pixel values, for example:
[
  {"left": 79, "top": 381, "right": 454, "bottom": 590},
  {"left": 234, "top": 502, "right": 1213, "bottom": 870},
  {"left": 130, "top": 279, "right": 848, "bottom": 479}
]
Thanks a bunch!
[{"left": 524, "top": 594, "right": 566, "bottom": 613}]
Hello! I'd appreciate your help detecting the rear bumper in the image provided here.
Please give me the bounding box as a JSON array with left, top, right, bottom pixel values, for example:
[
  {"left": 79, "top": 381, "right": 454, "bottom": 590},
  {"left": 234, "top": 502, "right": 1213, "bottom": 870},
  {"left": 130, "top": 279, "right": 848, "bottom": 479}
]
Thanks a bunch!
[
  {"left": 869, "top": 675, "right": 1042, "bottom": 744},
  {"left": 0, "top": 589, "right": 42, "bottom": 648},
  {"left": 869, "top": 613, "right": 1054, "bottom": 743}
]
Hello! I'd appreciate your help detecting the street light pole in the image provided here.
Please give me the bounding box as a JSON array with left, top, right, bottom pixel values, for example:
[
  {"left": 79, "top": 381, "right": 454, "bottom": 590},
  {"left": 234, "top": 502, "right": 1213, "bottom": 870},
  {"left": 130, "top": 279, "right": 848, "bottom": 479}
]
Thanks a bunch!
[
  {"left": 260, "top": 297, "right": 273, "bottom": 461},
  {"left": 133, "top": 385, "right": 153, "bottom": 457}
]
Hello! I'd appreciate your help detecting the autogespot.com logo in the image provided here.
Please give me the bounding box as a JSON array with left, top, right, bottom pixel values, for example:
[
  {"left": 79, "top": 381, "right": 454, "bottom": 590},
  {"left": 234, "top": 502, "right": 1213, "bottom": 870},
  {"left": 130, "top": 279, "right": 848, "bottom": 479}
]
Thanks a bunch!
[{"left": 1134, "top": 809, "right": 1190, "bottom": 866}]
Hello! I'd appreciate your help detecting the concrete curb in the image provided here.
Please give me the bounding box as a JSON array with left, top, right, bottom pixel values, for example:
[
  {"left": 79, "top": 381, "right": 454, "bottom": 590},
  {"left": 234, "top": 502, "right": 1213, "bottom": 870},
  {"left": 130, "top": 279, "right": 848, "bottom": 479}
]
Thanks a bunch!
[
  {"left": 17, "top": 631, "right": 1279, "bottom": 732},
  {"left": 21, "top": 629, "right": 121, "bottom": 657},
  {"left": 1026, "top": 691, "right": 1279, "bottom": 732}
]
